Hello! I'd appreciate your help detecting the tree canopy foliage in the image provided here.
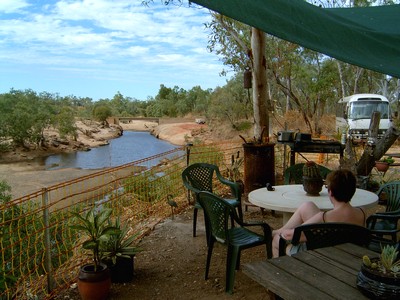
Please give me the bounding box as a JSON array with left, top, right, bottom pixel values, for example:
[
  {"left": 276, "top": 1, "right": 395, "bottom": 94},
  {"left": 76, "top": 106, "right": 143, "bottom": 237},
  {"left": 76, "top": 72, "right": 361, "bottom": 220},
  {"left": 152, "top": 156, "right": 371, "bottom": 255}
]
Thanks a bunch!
[{"left": 1, "top": 1, "right": 400, "bottom": 151}]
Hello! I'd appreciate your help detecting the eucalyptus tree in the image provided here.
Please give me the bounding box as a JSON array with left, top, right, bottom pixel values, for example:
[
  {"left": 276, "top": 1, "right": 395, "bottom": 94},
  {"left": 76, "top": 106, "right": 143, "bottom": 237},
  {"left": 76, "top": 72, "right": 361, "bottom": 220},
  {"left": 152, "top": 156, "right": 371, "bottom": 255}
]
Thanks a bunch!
[
  {"left": 0, "top": 89, "right": 57, "bottom": 149},
  {"left": 110, "top": 92, "right": 133, "bottom": 116},
  {"left": 316, "top": 0, "right": 399, "bottom": 99},
  {"left": 207, "top": 13, "right": 343, "bottom": 134},
  {"left": 184, "top": 86, "right": 212, "bottom": 116},
  {"left": 208, "top": 73, "right": 252, "bottom": 128},
  {"left": 92, "top": 102, "right": 112, "bottom": 124},
  {"left": 206, "top": 15, "right": 273, "bottom": 138},
  {"left": 145, "top": 98, "right": 163, "bottom": 117},
  {"left": 55, "top": 106, "right": 78, "bottom": 140}
]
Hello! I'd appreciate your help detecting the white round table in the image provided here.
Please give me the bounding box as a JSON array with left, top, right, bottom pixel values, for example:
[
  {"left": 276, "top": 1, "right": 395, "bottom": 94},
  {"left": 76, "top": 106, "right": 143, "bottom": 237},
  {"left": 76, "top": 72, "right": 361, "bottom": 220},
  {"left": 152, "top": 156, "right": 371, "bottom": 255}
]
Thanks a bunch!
[{"left": 248, "top": 184, "right": 378, "bottom": 224}]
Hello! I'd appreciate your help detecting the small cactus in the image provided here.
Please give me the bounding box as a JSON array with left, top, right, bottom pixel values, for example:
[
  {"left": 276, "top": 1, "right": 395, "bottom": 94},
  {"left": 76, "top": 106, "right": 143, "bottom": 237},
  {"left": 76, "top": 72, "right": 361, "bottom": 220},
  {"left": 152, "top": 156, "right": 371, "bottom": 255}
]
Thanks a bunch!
[
  {"left": 363, "top": 255, "right": 371, "bottom": 267},
  {"left": 303, "top": 161, "right": 322, "bottom": 178},
  {"left": 362, "top": 245, "right": 400, "bottom": 275}
]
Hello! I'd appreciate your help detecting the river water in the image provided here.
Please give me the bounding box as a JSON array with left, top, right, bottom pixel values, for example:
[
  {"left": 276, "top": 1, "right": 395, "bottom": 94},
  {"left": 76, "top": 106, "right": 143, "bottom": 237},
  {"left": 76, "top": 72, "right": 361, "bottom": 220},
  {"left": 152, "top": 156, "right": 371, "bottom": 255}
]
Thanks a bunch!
[{"left": 43, "top": 131, "right": 179, "bottom": 170}]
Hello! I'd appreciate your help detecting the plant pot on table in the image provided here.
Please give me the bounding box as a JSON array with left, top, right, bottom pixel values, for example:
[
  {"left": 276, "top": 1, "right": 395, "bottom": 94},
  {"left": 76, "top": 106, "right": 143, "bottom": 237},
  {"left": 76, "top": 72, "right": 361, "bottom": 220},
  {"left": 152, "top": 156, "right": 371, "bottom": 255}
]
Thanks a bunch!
[
  {"left": 357, "top": 258, "right": 400, "bottom": 300},
  {"left": 302, "top": 176, "right": 323, "bottom": 196}
]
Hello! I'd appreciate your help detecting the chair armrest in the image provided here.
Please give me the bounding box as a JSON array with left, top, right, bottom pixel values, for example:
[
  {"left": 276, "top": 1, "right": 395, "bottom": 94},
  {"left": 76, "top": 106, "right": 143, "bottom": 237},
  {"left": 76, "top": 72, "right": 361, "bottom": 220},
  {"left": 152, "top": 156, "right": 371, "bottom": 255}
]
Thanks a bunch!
[
  {"left": 372, "top": 208, "right": 400, "bottom": 216},
  {"left": 182, "top": 179, "right": 202, "bottom": 195},
  {"left": 278, "top": 225, "right": 305, "bottom": 257},
  {"left": 369, "top": 235, "right": 397, "bottom": 251},
  {"left": 239, "top": 220, "right": 272, "bottom": 236},
  {"left": 243, "top": 221, "right": 272, "bottom": 258},
  {"left": 214, "top": 169, "right": 241, "bottom": 200},
  {"left": 366, "top": 213, "right": 400, "bottom": 227},
  {"left": 236, "top": 218, "right": 269, "bottom": 230}
]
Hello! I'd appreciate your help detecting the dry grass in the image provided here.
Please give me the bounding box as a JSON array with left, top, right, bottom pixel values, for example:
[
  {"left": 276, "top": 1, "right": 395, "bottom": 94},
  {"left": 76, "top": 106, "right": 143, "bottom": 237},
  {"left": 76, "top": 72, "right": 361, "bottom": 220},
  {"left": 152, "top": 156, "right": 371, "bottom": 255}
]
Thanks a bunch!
[{"left": 272, "top": 111, "right": 337, "bottom": 137}]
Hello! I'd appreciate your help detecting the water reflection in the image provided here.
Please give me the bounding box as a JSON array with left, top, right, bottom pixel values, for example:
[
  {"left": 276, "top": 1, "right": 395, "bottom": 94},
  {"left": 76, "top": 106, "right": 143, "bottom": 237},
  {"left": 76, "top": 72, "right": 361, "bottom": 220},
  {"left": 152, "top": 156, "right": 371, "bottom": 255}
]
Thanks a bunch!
[{"left": 43, "top": 131, "right": 179, "bottom": 170}]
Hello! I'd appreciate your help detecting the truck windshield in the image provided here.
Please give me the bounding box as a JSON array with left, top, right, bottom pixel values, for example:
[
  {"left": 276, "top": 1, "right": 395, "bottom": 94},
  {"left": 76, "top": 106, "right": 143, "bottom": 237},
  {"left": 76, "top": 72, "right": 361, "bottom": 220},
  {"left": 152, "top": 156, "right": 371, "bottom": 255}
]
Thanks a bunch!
[{"left": 348, "top": 101, "right": 389, "bottom": 119}]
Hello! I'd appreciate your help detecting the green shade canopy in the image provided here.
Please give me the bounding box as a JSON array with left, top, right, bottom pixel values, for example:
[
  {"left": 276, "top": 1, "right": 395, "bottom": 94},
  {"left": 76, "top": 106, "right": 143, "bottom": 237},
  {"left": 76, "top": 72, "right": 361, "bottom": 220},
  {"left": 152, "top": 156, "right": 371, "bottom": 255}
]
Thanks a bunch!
[{"left": 191, "top": 0, "right": 400, "bottom": 78}]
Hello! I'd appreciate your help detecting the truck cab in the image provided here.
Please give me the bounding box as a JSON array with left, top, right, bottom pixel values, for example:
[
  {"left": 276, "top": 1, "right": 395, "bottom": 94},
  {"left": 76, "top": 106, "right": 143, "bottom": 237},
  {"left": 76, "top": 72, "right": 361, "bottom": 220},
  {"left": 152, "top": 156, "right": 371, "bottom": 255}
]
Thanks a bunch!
[{"left": 336, "top": 93, "right": 392, "bottom": 142}]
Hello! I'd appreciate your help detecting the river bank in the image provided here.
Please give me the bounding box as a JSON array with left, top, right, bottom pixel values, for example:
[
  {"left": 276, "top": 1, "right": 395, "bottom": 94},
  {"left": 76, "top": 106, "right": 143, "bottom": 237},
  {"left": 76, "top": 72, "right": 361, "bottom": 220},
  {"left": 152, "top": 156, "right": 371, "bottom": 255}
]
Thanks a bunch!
[
  {"left": 0, "top": 119, "right": 211, "bottom": 198},
  {"left": 0, "top": 119, "right": 206, "bottom": 164}
]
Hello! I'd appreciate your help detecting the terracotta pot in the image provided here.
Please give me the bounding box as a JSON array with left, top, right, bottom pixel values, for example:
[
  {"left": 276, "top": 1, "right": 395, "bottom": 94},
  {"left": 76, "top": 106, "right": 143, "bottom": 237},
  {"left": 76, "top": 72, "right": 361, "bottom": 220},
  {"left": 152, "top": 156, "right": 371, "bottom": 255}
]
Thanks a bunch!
[
  {"left": 357, "top": 260, "right": 400, "bottom": 299},
  {"left": 375, "top": 161, "right": 390, "bottom": 172},
  {"left": 78, "top": 263, "right": 111, "bottom": 300},
  {"left": 302, "top": 176, "right": 323, "bottom": 196}
]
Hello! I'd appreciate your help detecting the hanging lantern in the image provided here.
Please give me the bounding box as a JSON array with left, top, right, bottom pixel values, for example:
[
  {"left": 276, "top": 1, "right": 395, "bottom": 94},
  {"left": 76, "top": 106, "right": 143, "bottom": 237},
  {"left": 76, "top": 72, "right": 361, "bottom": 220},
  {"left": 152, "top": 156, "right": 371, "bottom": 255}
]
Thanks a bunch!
[{"left": 243, "top": 67, "right": 252, "bottom": 89}]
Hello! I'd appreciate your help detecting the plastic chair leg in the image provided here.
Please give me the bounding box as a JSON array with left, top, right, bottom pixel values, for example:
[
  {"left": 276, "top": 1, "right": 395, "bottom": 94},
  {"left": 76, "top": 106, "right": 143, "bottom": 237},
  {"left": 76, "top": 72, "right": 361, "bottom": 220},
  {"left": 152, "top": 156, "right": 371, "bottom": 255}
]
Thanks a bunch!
[
  {"left": 193, "top": 207, "right": 198, "bottom": 237},
  {"left": 237, "top": 204, "right": 243, "bottom": 221},
  {"left": 226, "top": 246, "right": 239, "bottom": 294},
  {"left": 205, "top": 240, "right": 214, "bottom": 280}
]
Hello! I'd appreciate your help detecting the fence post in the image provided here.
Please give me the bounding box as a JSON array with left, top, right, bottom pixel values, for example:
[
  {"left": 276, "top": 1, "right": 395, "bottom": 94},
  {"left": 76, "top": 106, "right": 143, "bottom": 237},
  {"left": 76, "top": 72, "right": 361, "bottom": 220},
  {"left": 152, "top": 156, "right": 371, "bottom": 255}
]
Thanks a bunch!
[
  {"left": 42, "top": 188, "right": 55, "bottom": 293},
  {"left": 185, "top": 143, "right": 193, "bottom": 203},
  {"left": 186, "top": 143, "right": 193, "bottom": 166}
]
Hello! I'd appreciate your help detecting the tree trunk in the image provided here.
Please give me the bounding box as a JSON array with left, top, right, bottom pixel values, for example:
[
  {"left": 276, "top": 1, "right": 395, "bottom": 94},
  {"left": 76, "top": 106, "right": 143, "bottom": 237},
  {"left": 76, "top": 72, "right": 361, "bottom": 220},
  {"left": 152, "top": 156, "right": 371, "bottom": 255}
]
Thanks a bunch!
[
  {"left": 356, "top": 126, "right": 400, "bottom": 176},
  {"left": 368, "top": 111, "right": 380, "bottom": 144},
  {"left": 251, "top": 27, "right": 268, "bottom": 143}
]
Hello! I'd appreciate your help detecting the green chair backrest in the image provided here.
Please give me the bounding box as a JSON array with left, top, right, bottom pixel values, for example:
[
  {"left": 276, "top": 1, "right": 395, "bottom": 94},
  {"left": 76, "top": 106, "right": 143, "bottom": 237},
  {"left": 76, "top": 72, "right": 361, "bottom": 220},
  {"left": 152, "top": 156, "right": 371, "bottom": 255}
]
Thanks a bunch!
[
  {"left": 377, "top": 181, "right": 400, "bottom": 212},
  {"left": 284, "top": 163, "right": 331, "bottom": 184},
  {"left": 182, "top": 163, "right": 217, "bottom": 194},
  {"left": 293, "top": 222, "right": 371, "bottom": 250},
  {"left": 197, "top": 191, "right": 232, "bottom": 244}
]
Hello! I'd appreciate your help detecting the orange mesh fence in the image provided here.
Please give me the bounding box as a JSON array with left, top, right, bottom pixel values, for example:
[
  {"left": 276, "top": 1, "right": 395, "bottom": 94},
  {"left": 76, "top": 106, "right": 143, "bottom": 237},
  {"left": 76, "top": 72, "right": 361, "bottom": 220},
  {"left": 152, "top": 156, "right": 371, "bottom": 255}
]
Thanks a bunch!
[{"left": 0, "top": 141, "right": 244, "bottom": 299}]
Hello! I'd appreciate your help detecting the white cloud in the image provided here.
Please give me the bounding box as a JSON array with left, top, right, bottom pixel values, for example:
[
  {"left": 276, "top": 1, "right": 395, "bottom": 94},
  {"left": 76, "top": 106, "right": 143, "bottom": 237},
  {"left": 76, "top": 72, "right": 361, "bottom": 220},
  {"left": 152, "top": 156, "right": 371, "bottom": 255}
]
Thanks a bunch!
[
  {"left": 0, "top": 0, "right": 30, "bottom": 13},
  {"left": 0, "top": 0, "right": 227, "bottom": 99}
]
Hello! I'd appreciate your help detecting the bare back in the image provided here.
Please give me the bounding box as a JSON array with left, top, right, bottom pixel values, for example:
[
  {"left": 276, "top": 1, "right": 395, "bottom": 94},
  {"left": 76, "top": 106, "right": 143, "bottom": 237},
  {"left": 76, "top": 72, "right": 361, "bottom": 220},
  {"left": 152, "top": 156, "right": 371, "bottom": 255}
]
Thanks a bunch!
[{"left": 322, "top": 206, "right": 365, "bottom": 226}]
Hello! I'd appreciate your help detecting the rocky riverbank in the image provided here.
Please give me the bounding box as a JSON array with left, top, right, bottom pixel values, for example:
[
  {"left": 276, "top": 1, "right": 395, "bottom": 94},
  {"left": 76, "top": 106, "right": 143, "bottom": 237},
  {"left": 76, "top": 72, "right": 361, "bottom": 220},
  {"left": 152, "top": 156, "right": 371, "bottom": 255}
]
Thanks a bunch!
[{"left": 0, "top": 119, "right": 212, "bottom": 198}]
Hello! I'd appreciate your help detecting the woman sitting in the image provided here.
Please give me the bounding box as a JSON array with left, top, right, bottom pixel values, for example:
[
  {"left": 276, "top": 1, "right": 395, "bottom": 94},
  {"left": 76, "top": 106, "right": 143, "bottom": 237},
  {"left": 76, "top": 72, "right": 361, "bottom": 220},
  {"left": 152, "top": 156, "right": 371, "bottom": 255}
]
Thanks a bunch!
[{"left": 272, "top": 169, "right": 365, "bottom": 257}]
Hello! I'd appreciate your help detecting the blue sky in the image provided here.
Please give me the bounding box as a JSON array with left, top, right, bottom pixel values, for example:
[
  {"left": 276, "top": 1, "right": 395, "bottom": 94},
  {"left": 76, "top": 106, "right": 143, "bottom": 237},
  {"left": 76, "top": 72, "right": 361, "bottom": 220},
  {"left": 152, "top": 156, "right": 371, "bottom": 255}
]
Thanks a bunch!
[{"left": 0, "top": 0, "right": 228, "bottom": 101}]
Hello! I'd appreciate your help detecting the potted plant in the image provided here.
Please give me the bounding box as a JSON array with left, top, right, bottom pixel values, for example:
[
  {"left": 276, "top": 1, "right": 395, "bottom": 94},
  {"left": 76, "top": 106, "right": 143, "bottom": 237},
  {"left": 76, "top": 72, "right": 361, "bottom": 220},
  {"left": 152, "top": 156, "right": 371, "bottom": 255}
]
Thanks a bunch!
[
  {"left": 302, "top": 161, "right": 323, "bottom": 196},
  {"left": 70, "top": 208, "right": 120, "bottom": 300},
  {"left": 357, "top": 244, "right": 400, "bottom": 299},
  {"left": 100, "top": 217, "right": 141, "bottom": 283},
  {"left": 375, "top": 156, "right": 395, "bottom": 172}
]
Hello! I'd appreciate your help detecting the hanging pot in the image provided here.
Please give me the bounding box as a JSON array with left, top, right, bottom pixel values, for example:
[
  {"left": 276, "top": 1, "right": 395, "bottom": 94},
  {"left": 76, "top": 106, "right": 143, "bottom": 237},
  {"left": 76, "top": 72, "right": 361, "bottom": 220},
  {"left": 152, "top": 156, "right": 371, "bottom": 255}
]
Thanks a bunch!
[{"left": 78, "top": 263, "right": 111, "bottom": 300}]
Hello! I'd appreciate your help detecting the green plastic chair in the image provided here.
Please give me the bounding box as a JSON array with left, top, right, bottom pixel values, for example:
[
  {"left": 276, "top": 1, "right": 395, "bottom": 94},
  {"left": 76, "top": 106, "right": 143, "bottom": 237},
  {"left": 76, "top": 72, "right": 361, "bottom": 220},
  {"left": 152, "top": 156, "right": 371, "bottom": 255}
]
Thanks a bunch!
[
  {"left": 197, "top": 191, "right": 272, "bottom": 294},
  {"left": 284, "top": 163, "right": 331, "bottom": 184},
  {"left": 366, "top": 181, "right": 400, "bottom": 243},
  {"left": 182, "top": 163, "right": 243, "bottom": 237},
  {"left": 278, "top": 222, "right": 371, "bottom": 256}
]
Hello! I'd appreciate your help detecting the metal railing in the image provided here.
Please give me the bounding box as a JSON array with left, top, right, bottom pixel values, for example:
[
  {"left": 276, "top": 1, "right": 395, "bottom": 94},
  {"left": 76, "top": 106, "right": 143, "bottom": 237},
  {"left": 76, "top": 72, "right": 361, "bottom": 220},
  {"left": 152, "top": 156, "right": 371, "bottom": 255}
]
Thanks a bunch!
[{"left": 0, "top": 141, "right": 244, "bottom": 299}]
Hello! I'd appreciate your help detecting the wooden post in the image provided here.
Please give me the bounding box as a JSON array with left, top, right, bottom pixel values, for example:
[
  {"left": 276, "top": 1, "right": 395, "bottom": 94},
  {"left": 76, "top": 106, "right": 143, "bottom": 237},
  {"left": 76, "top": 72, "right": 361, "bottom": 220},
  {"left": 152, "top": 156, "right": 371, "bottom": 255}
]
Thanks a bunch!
[
  {"left": 368, "top": 111, "right": 380, "bottom": 144},
  {"left": 251, "top": 28, "right": 268, "bottom": 142}
]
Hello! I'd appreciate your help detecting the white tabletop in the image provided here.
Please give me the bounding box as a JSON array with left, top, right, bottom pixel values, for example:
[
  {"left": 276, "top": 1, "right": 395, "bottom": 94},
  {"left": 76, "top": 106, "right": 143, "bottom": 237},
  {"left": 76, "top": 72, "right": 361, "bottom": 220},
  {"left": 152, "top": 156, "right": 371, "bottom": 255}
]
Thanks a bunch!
[{"left": 248, "top": 184, "right": 378, "bottom": 213}]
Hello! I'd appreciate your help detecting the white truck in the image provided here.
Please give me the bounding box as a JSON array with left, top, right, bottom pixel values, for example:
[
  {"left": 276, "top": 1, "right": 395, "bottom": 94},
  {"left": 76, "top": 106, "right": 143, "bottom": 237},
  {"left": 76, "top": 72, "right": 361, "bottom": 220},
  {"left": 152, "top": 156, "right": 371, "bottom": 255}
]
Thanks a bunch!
[{"left": 336, "top": 93, "right": 392, "bottom": 142}]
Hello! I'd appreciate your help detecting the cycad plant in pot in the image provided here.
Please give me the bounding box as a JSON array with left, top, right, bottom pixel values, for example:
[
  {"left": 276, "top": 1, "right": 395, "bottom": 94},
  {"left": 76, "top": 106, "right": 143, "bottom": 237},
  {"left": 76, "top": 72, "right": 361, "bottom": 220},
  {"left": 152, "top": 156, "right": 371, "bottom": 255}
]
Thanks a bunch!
[
  {"left": 100, "top": 217, "right": 141, "bottom": 283},
  {"left": 302, "top": 161, "right": 323, "bottom": 196},
  {"left": 70, "top": 208, "right": 120, "bottom": 300},
  {"left": 357, "top": 244, "right": 400, "bottom": 299}
]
